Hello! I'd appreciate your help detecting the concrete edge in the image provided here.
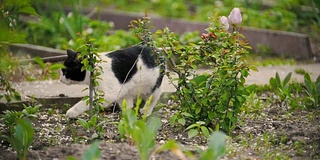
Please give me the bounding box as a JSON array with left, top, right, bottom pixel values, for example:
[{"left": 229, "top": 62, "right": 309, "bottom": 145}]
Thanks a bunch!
[{"left": 0, "top": 92, "right": 175, "bottom": 113}]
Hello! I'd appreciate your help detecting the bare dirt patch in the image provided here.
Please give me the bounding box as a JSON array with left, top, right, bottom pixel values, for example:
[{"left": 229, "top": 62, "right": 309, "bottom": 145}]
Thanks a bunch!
[{"left": 0, "top": 98, "right": 319, "bottom": 160}]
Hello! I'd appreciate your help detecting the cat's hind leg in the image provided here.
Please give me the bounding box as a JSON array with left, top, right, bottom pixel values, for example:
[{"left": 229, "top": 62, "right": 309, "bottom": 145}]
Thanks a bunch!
[{"left": 66, "top": 100, "right": 89, "bottom": 118}]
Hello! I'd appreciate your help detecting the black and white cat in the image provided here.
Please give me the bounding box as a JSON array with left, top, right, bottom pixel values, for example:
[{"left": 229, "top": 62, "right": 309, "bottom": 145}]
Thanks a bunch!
[{"left": 60, "top": 45, "right": 165, "bottom": 118}]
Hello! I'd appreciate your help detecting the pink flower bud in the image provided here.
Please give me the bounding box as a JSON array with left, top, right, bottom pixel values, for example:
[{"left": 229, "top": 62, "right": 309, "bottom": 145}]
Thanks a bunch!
[
  {"left": 220, "top": 16, "right": 229, "bottom": 30},
  {"left": 228, "top": 8, "right": 242, "bottom": 25}
]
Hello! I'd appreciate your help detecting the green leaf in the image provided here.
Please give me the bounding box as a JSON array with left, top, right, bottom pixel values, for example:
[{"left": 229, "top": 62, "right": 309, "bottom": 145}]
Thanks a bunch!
[
  {"left": 89, "top": 38, "right": 96, "bottom": 42},
  {"left": 241, "top": 69, "right": 249, "bottom": 77},
  {"left": 201, "top": 126, "right": 210, "bottom": 138},
  {"left": 249, "top": 65, "right": 258, "bottom": 72},
  {"left": 66, "top": 156, "right": 78, "bottom": 160},
  {"left": 191, "top": 64, "right": 197, "bottom": 70},
  {"left": 185, "top": 123, "right": 199, "bottom": 131},
  {"left": 18, "top": 5, "right": 38, "bottom": 15},
  {"left": 77, "top": 119, "right": 89, "bottom": 131},
  {"left": 14, "top": 92, "right": 21, "bottom": 101},
  {"left": 82, "top": 141, "right": 101, "bottom": 160},
  {"left": 82, "top": 95, "right": 90, "bottom": 101},
  {"left": 200, "top": 131, "right": 226, "bottom": 160},
  {"left": 316, "top": 83, "right": 320, "bottom": 95},
  {"left": 269, "top": 77, "right": 276, "bottom": 89},
  {"left": 34, "top": 57, "right": 46, "bottom": 69},
  {"left": 156, "top": 140, "right": 178, "bottom": 152},
  {"left": 10, "top": 119, "right": 34, "bottom": 159},
  {"left": 88, "top": 114, "right": 97, "bottom": 127},
  {"left": 178, "top": 118, "right": 186, "bottom": 126},
  {"left": 117, "top": 120, "right": 125, "bottom": 138},
  {"left": 283, "top": 72, "right": 292, "bottom": 86},
  {"left": 195, "top": 107, "right": 201, "bottom": 114},
  {"left": 227, "top": 111, "right": 233, "bottom": 119},
  {"left": 316, "top": 75, "right": 320, "bottom": 85},
  {"left": 169, "top": 114, "right": 177, "bottom": 126},
  {"left": 193, "top": 75, "right": 209, "bottom": 86},
  {"left": 246, "top": 84, "right": 257, "bottom": 93},
  {"left": 304, "top": 78, "right": 313, "bottom": 94},
  {"left": 147, "top": 117, "right": 161, "bottom": 134},
  {"left": 215, "top": 124, "right": 220, "bottom": 131},
  {"left": 188, "top": 129, "right": 198, "bottom": 139},
  {"left": 304, "top": 73, "right": 312, "bottom": 82},
  {"left": 275, "top": 72, "right": 281, "bottom": 88},
  {"left": 181, "top": 112, "right": 193, "bottom": 118},
  {"left": 82, "top": 58, "right": 89, "bottom": 67},
  {"left": 208, "top": 111, "right": 214, "bottom": 120},
  {"left": 49, "top": 64, "right": 65, "bottom": 70}
]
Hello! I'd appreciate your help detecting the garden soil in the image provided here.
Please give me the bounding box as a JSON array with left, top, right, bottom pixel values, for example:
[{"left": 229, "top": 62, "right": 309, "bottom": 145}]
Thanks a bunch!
[{"left": 0, "top": 63, "right": 320, "bottom": 160}]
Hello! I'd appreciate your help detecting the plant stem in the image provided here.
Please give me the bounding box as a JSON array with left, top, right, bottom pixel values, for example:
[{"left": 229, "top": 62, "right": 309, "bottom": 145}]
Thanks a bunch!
[
  {"left": 88, "top": 50, "right": 95, "bottom": 118},
  {"left": 89, "top": 71, "right": 94, "bottom": 118}
]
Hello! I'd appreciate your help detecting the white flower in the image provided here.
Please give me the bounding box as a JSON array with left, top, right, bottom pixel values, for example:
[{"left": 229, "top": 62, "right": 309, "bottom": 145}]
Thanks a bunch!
[
  {"left": 220, "top": 16, "right": 229, "bottom": 30},
  {"left": 67, "top": 12, "right": 73, "bottom": 18},
  {"left": 68, "top": 40, "right": 74, "bottom": 46},
  {"left": 85, "top": 28, "right": 93, "bottom": 34},
  {"left": 228, "top": 8, "right": 242, "bottom": 25}
]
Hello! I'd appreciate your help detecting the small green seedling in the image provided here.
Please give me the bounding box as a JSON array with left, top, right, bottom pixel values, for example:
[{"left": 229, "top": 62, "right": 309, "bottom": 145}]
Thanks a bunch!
[
  {"left": 82, "top": 140, "right": 101, "bottom": 160},
  {"left": 200, "top": 131, "right": 227, "bottom": 160},
  {"left": 269, "top": 72, "right": 292, "bottom": 107},
  {"left": 77, "top": 114, "right": 105, "bottom": 139},
  {"left": 4, "top": 119, "right": 34, "bottom": 160},
  {"left": 118, "top": 99, "right": 161, "bottom": 160},
  {"left": 303, "top": 73, "right": 320, "bottom": 108},
  {"left": 185, "top": 121, "right": 211, "bottom": 139}
]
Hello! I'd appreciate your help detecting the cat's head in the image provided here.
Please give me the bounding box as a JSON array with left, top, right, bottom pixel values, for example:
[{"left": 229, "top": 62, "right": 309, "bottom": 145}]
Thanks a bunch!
[{"left": 60, "top": 49, "right": 90, "bottom": 85}]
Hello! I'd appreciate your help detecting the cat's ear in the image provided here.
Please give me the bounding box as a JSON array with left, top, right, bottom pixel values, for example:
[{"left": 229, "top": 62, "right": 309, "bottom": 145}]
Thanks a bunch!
[{"left": 67, "top": 49, "right": 77, "bottom": 58}]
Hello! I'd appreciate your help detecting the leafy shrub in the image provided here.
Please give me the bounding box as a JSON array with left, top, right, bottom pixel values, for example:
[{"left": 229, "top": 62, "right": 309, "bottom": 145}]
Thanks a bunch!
[
  {"left": 0, "top": 0, "right": 38, "bottom": 103},
  {"left": 163, "top": 12, "right": 253, "bottom": 134},
  {"left": 26, "top": 11, "right": 113, "bottom": 50}
]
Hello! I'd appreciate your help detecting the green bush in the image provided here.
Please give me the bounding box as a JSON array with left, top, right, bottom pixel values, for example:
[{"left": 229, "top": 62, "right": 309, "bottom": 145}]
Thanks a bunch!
[
  {"left": 1, "top": 0, "right": 38, "bottom": 103},
  {"left": 163, "top": 13, "right": 253, "bottom": 134},
  {"left": 26, "top": 11, "right": 113, "bottom": 50}
]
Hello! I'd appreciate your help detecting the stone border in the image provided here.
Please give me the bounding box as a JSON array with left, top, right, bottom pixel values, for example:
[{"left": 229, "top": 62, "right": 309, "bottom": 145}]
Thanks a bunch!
[
  {"left": 9, "top": 43, "right": 67, "bottom": 64},
  {"left": 0, "top": 93, "right": 174, "bottom": 112},
  {"left": 9, "top": 43, "right": 65, "bottom": 57}
]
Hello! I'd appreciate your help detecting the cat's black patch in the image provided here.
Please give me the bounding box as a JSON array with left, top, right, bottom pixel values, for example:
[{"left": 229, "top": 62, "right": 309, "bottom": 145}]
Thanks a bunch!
[
  {"left": 152, "top": 74, "right": 164, "bottom": 92},
  {"left": 107, "top": 46, "right": 156, "bottom": 84},
  {"left": 62, "top": 49, "right": 86, "bottom": 81}
]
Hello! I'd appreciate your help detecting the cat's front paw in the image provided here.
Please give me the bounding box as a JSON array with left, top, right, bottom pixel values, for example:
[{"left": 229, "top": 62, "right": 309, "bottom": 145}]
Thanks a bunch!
[{"left": 66, "top": 108, "right": 81, "bottom": 118}]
